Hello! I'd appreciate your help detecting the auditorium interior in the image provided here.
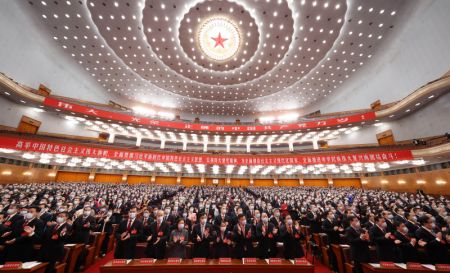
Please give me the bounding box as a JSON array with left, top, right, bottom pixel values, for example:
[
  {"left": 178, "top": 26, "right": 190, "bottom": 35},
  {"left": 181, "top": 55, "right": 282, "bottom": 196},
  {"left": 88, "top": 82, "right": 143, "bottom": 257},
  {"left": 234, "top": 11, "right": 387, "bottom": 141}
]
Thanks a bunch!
[{"left": 0, "top": 0, "right": 449, "bottom": 273}]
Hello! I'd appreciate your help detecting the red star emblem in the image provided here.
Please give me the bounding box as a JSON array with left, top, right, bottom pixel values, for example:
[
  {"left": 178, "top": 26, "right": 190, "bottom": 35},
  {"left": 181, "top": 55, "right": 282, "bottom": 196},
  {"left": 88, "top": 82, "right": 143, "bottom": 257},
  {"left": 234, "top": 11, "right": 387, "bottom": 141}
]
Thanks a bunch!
[{"left": 211, "top": 32, "right": 228, "bottom": 48}]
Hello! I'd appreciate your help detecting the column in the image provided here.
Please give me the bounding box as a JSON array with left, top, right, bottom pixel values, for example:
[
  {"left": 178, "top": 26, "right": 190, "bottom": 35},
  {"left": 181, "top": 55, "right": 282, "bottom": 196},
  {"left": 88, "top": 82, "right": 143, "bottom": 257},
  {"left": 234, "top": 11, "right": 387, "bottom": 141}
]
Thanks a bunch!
[{"left": 108, "top": 133, "right": 115, "bottom": 143}]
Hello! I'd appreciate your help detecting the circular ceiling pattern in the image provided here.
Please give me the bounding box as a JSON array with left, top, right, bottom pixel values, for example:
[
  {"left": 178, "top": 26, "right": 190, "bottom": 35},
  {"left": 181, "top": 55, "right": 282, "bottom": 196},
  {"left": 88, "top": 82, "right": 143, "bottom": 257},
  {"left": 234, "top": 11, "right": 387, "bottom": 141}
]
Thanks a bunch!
[
  {"left": 178, "top": 0, "right": 260, "bottom": 72},
  {"left": 23, "top": 0, "right": 410, "bottom": 117},
  {"left": 197, "top": 17, "right": 241, "bottom": 62}
]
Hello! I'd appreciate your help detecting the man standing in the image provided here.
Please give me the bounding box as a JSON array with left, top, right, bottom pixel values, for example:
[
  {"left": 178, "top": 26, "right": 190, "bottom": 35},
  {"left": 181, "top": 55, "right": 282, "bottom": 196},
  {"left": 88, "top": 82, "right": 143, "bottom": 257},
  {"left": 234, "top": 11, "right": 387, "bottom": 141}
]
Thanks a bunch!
[
  {"left": 40, "top": 212, "right": 72, "bottom": 273},
  {"left": 146, "top": 210, "right": 170, "bottom": 259},
  {"left": 280, "top": 215, "right": 304, "bottom": 259},
  {"left": 345, "top": 216, "right": 370, "bottom": 273},
  {"left": 191, "top": 213, "right": 214, "bottom": 258},
  {"left": 256, "top": 212, "right": 278, "bottom": 258},
  {"left": 1, "top": 204, "right": 25, "bottom": 262},
  {"left": 369, "top": 215, "right": 397, "bottom": 261},
  {"left": 72, "top": 206, "right": 96, "bottom": 244},
  {"left": 233, "top": 214, "right": 254, "bottom": 258},
  {"left": 6, "top": 206, "right": 44, "bottom": 261},
  {"left": 114, "top": 207, "right": 143, "bottom": 259}
]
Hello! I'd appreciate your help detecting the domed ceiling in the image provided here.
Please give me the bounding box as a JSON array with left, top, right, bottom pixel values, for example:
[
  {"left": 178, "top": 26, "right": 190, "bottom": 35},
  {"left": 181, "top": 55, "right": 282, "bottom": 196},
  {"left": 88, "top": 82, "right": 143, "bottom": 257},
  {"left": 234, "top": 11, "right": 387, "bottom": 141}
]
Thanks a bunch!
[{"left": 23, "top": 0, "right": 411, "bottom": 117}]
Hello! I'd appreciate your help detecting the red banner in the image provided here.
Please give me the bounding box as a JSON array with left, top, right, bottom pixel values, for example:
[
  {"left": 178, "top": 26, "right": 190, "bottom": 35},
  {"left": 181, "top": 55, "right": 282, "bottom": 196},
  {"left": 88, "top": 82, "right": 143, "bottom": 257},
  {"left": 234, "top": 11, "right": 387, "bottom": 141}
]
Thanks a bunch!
[
  {"left": 0, "top": 135, "right": 414, "bottom": 166},
  {"left": 43, "top": 98, "right": 376, "bottom": 133}
]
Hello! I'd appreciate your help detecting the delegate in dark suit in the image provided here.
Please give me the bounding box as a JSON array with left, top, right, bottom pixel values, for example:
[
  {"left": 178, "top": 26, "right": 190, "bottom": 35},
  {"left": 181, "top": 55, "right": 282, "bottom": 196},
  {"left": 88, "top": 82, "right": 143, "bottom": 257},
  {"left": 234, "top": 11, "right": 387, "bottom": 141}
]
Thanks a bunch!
[
  {"left": 232, "top": 223, "right": 254, "bottom": 258},
  {"left": 71, "top": 215, "right": 96, "bottom": 244},
  {"left": 393, "top": 230, "right": 418, "bottom": 262},
  {"left": 369, "top": 225, "right": 396, "bottom": 262},
  {"left": 191, "top": 222, "right": 214, "bottom": 258},
  {"left": 146, "top": 220, "right": 170, "bottom": 259},
  {"left": 40, "top": 221, "right": 72, "bottom": 273},
  {"left": 415, "top": 227, "right": 448, "bottom": 264},
  {"left": 255, "top": 221, "right": 278, "bottom": 258},
  {"left": 346, "top": 227, "right": 370, "bottom": 273},
  {"left": 114, "top": 218, "right": 143, "bottom": 259},
  {"left": 213, "top": 230, "right": 232, "bottom": 258},
  {"left": 279, "top": 224, "right": 304, "bottom": 259},
  {"left": 7, "top": 217, "right": 44, "bottom": 262}
]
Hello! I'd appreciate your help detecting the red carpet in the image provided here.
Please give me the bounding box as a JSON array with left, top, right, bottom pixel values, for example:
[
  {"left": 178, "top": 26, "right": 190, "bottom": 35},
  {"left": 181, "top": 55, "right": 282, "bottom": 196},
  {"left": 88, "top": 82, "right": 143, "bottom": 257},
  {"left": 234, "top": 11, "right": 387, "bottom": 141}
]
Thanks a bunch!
[{"left": 83, "top": 252, "right": 332, "bottom": 273}]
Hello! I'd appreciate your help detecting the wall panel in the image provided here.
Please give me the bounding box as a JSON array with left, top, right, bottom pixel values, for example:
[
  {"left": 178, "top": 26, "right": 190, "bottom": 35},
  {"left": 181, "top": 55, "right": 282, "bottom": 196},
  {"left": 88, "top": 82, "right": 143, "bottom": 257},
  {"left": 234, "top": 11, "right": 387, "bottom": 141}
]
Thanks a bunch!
[
  {"left": 0, "top": 163, "right": 56, "bottom": 184},
  {"left": 254, "top": 179, "right": 274, "bottom": 186},
  {"left": 230, "top": 179, "right": 250, "bottom": 187},
  {"left": 94, "top": 174, "right": 122, "bottom": 183},
  {"left": 362, "top": 169, "right": 450, "bottom": 195},
  {"left": 333, "top": 178, "right": 361, "bottom": 188},
  {"left": 181, "top": 177, "right": 200, "bottom": 186},
  {"left": 303, "top": 179, "right": 328, "bottom": 187},
  {"left": 205, "top": 178, "right": 225, "bottom": 186},
  {"left": 127, "top": 175, "right": 151, "bottom": 185},
  {"left": 278, "top": 179, "right": 300, "bottom": 186},
  {"left": 156, "top": 176, "right": 178, "bottom": 185},
  {"left": 56, "top": 171, "right": 89, "bottom": 183}
]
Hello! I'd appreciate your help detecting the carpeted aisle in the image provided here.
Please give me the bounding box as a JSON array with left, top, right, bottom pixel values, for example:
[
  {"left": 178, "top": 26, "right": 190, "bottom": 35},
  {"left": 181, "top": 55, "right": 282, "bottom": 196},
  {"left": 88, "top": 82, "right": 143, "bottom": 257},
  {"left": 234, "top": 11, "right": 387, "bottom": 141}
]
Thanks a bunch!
[
  {"left": 83, "top": 252, "right": 114, "bottom": 273},
  {"left": 83, "top": 252, "right": 332, "bottom": 273}
]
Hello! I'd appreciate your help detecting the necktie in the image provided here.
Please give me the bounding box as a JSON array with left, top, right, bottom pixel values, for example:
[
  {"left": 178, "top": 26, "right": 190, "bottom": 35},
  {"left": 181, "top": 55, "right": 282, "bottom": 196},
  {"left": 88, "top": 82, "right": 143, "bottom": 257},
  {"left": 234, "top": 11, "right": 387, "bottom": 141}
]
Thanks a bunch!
[
  {"left": 201, "top": 225, "right": 204, "bottom": 237},
  {"left": 157, "top": 222, "right": 160, "bottom": 231},
  {"left": 127, "top": 219, "right": 131, "bottom": 230}
]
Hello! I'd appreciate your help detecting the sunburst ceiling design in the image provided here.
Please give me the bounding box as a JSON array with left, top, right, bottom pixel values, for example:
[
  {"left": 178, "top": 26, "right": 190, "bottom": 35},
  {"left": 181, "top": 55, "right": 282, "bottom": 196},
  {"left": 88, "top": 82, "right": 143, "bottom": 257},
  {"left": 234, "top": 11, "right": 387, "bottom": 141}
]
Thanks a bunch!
[{"left": 22, "top": 0, "right": 410, "bottom": 117}]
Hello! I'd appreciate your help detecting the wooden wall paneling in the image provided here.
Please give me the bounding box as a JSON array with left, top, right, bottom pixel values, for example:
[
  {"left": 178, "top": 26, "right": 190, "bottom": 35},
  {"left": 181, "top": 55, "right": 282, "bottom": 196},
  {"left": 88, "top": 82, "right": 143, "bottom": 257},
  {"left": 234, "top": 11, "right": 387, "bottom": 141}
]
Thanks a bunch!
[
  {"left": 127, "top": 175, "right": 151, "bottom": 185},
  {"left": 278, "top": 179, "right": 300, "bottom": 186},
  {"left": 205, "top": 178, "right": 225, "bottom": 186},
  {"left": 155, "top": 176, "right": 178, "bottom": 185},
  {"left": 0, "top": 164, "right": 56, "bottom": 184},
  {"left": 17, "top": 116, "right": 41, "bottom": 134},
  {"left": 181, "top": 177, "right": 200, "bottom": 186},
  {"left": 230, "top": 179, "right": 250, "bottom": 187},
  {"left": 56, "top": 171, "right": 90, "bottom": 183},
  {"left": 94, "top": 174, "right": 122, "bottom": 183},
  {"left": 303, "top": 179, "right": 328, "bottom": 187},
  {"left": 333, "top": 178, "right": 361, "bottom": 188},
  {"left": 377, "top": 129, "right": 395, "bottom": 146},
  {"left": 362, "top": 169, "right": 450, "bottom": 195},
  {"left": 254, "top": 179, "right": 274, "bottom": 186}
]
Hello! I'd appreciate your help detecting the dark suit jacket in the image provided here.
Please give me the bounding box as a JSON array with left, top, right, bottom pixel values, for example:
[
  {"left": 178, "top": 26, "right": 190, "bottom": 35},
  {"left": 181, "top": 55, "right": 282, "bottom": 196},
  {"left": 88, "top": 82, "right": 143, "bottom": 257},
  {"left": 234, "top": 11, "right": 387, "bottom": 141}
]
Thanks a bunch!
[
  {"left": 146, "top": 221, "right": 170, "bottom": 259},
  {"left": 269, "top": 217, "right": 282, "bottom": 228},
  {"left": 369, "top": 225, "right": 396, "bottom": 261},
  {"left": 322, "top": 218, "right": 342, "bottom": 244},
  {"left": 232, "top": 223, "right": 254, "bottom": 258},
  {"left": 280, "top": 225, "right": 304, "bottom": 259},
  {"left": 40, "top": 222, "right": 72, "bottom": 263},
  {"left": 405, "top": 221, "right": 419, "bottom": 235},
  {"left": 393, "top": 231, "right": 418, "bottom": 262},
  {"left": 191, "top": 223, "right": 214, "bottom": 258},
  {"left": 415, "top": 227, "right": 448, "bottom": 264},
  {"left": 213, "top": 215, "right": 230, "bottom": 231},
  {"left": 213, "top": 230, "right": 232, "bottom": 258},
  {"left": 345, "top": 226, "right": 370, "bottom": 262},
  {"left": 5, "top": 217, "right": 44, "bottom": 262},
  {"left": 256, "top": 222, "right": 278, "bottom": 258},
  {"left": 114, "top": 218, "right": 143, "bottom": 259},
  {"left": 72, "top": 215, "right": 96, "bottom": 244},
  {"left": 1, "top": 213, "right": 25, "bottom": 242}
]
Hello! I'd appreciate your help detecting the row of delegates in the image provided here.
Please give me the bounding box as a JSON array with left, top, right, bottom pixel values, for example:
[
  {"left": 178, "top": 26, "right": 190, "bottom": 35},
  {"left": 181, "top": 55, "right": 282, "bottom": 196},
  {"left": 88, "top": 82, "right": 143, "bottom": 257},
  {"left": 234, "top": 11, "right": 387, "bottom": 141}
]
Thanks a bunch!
[
  {"left": 114, "top": 209, "right": 305, "bottom": 260},
  {"left": 346, "top": 214, "right": 450, "bottom": 273},
  {"left": 0, "top": 205, "right": 71, "bottom": 273}
]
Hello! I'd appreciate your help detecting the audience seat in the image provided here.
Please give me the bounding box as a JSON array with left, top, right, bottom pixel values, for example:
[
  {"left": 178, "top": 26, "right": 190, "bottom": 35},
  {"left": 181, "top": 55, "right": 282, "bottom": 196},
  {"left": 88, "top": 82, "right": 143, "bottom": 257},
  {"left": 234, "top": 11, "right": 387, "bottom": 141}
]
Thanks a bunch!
[
  {"left": 341, "top": 245, "right": 354, "bottom": 273},
  {"left": 318, "top": 233, "right": 330, "bottom": 267}
]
